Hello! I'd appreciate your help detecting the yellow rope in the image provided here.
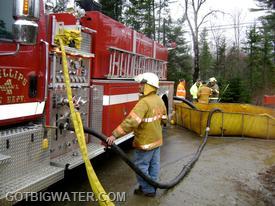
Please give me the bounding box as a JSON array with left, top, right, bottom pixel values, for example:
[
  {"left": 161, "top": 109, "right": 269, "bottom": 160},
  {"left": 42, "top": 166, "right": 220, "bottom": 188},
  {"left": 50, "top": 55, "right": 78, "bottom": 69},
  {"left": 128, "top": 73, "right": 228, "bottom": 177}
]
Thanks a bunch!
[{"left": 58, "top": 37, "right": 115, "bottom": 206}]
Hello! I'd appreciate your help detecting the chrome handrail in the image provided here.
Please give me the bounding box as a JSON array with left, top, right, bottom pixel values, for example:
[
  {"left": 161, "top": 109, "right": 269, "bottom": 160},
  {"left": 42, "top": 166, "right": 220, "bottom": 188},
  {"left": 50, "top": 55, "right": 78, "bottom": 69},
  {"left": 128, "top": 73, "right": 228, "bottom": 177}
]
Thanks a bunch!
[
  {"left": 40, "top": 40, "right": 49, "bottom": 101},
  {"left": 0, "top": 43, "right": 20, "bottom": 56}
]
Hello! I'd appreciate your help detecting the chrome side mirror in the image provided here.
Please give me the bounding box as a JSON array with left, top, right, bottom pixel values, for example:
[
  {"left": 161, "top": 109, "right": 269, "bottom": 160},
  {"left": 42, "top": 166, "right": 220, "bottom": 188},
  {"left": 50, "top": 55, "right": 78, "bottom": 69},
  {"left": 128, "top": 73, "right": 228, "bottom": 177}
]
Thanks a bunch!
[{"left": 12, "top": 19, "right": 38, "bottom": 45}]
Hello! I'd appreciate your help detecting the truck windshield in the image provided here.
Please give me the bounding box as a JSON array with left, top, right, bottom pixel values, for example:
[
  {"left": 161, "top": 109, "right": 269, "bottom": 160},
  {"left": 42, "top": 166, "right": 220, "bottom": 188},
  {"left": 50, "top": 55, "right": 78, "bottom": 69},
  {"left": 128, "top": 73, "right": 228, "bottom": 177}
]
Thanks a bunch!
[{"left": 0, "top": 0, "right": 14, "bottom": 41}]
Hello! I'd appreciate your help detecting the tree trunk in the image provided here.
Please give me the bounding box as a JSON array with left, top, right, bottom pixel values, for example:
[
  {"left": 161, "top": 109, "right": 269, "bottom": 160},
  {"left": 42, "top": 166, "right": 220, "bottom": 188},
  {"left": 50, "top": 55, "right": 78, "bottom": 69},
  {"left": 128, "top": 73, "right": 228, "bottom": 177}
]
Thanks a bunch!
[
  {"left": 158, "top": 0, "right": 162, "bottom": 42},
  {"left": 193, "top": 40, "right": 199, "bottom": 82},
  {"left": 152, "top": 0, "right": 156, "bottom": 40}
]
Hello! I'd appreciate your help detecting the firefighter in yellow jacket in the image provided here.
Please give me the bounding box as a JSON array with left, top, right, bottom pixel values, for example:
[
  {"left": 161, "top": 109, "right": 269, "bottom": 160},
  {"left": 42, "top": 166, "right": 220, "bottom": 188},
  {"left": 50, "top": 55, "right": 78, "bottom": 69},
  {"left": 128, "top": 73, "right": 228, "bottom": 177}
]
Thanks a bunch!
[
  {"left": 106, "top": 72, "right": 167, "bottom": 197},
  {"left": 197, "top": 81, "right": 212, "bottom": 103},
  {"left": 176, "top": 79, "right": 186, "bottom": 98}
]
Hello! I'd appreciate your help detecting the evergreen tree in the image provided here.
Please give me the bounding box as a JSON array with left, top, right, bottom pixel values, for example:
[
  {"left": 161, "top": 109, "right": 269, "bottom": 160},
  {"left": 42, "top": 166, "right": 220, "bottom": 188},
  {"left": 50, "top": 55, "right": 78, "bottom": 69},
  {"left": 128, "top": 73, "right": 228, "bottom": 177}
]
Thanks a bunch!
[
  {"left": 243, "top": 25, "right": 263, "bottom": 91},
  {"left": 215, "top": 37, "right": 226, "bottom": 79},
  {"left": 166, "top": 18, "right": 192, "bottom": 92},
  {"left": 253, "top": 0, "right": 275, "bottom": 70},
  {"left": 123, "top": 0, "right": 155, "bottom": 38},
  {"left": 155, "top": 0, "right": 170, "bottom": 42},
  {"left": 123, "top": 0, "right": 171, "bottom": 40},
  {"left": 220, "top": 77, "right": 251, "bottom": 103},
  {"left": 199, "top": 28, "right": 213, "bottom": 80},
  {"left": 259, "top": 26, "right": 275, "bottom": 90},
  {"left": 143, "top": 0, "right": 156, "bottom": 38},
  {"left": 99, "top": 0, "right": 124, "bottom": 21},
  {"left": 225, "top": 45, "right": 241, "bottom": 79}
]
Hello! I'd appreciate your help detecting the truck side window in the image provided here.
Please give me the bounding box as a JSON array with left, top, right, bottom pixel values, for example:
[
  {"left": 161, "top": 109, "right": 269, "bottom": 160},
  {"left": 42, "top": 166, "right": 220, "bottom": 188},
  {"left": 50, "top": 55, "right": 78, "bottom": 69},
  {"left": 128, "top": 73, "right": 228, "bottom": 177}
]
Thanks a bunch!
[{"left": 0, "top": 1, "right": 14, "bottom": 41}]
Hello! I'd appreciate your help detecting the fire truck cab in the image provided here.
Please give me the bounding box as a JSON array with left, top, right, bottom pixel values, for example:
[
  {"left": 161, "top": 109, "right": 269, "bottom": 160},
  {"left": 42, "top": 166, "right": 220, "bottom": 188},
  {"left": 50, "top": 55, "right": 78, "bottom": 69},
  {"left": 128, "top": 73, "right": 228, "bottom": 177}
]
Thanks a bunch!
[{"left": 0, "top": 1, "right": 174, "bottom": 204}]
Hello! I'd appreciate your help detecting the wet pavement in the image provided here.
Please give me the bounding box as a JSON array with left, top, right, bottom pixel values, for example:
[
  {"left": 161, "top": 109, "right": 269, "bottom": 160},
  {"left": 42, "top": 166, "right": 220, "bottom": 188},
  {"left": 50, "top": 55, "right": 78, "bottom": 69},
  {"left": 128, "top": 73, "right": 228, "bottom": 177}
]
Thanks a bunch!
[{"left": 18, "top": 126, "right": 275, "bottom": 206}]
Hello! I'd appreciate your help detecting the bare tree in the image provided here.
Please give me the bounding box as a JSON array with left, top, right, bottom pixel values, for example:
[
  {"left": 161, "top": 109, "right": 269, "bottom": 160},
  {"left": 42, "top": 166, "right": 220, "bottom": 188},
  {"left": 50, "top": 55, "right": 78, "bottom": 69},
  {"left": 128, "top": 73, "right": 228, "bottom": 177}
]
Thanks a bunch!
[
  {"left": 183, "top": 0, "right": 218, "bottom": 82},
  {"left": 209, "top": 26, "right": 226, "bottom": 78},
  {"left": 209, "top": 21, "right": 225, "bottom": 64},
  {"left": 229, "top": 10, "right": 245, "bottom": 73}
]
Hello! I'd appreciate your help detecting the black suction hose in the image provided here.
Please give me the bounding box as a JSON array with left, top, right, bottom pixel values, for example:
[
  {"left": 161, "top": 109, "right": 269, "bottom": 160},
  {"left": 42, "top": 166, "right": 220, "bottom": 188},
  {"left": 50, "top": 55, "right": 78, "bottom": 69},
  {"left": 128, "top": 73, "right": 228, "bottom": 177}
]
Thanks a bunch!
[
  {"left": 69, "top": 108, "right": 221, "bottom": 189},
  {"left": 173, "top": 96, "right": 198, "bottom": 110}
]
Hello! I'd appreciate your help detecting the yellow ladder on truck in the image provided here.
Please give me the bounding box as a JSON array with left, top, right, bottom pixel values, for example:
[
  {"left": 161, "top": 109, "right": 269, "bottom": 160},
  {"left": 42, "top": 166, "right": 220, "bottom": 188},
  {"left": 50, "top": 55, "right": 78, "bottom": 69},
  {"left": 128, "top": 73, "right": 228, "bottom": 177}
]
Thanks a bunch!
[{"left": 108, "top": 47, "right": 167, "bottom": 80}]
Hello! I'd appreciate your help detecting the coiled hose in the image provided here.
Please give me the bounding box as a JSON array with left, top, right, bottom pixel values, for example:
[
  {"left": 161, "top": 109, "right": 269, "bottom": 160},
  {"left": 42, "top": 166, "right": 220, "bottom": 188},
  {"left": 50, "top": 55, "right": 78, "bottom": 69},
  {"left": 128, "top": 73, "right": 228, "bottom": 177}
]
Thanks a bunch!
[{"left": 70, "top": 99, "right": 222, "bottom": 189}]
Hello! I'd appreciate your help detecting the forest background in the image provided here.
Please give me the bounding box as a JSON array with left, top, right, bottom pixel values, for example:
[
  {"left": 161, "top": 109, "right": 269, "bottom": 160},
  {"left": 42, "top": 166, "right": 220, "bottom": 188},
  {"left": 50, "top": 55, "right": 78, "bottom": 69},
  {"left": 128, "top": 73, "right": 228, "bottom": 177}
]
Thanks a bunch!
[{"left": 96, "top": 0, "right": 274, "bottom": 104}]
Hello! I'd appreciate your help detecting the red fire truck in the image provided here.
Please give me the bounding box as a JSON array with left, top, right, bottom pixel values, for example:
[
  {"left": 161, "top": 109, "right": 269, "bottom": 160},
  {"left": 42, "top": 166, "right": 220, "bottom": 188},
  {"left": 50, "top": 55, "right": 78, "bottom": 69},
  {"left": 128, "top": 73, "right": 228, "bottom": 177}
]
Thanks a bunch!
[{"left": 0, "top": 1, "right": 173, "bottom": 204}]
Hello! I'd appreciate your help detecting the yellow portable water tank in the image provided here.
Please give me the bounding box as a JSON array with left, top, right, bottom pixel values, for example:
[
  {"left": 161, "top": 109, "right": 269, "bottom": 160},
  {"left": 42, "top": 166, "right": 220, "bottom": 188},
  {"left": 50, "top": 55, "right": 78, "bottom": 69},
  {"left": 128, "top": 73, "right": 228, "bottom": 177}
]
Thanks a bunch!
[{"left": 174, "top": 102, "right": 275, "bottom": 139}]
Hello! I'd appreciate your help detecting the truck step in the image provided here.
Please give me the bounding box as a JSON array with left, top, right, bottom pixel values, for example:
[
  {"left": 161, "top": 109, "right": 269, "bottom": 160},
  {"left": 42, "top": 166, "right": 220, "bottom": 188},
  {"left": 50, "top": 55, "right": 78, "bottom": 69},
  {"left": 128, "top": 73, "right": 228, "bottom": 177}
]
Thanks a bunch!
[
  {"left": 50, "top": 143, "right": 105, "bottom": 170},
  {"left": 0, "top": 154, "right": 11, "bottom": 165},
  {"left": 0, "top": 166, "right": 64, "bottom": 206}
]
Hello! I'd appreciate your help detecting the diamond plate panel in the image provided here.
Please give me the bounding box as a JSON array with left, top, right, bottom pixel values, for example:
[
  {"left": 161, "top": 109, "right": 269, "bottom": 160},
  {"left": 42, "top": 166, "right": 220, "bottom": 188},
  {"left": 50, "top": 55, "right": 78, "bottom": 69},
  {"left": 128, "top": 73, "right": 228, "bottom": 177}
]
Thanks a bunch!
[
  {"left": 0, "top": 125, "right": 50, "bottom": 185},
  {"left": 0, "top": 166, "right": 64, "bottom": 206},
  {"left": 89, "top": 85, "right": 103, "bottom": 144},
  {"left": 0, "top": 124, "right": 64, "bottom": 206}
]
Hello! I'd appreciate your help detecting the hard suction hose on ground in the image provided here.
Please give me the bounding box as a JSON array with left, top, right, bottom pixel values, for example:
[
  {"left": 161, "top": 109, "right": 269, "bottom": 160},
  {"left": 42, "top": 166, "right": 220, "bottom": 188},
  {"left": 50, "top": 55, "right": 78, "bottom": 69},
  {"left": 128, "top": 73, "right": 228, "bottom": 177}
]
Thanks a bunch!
[{"left": 69, "top": 98, "right": 221, "bottom": 189}]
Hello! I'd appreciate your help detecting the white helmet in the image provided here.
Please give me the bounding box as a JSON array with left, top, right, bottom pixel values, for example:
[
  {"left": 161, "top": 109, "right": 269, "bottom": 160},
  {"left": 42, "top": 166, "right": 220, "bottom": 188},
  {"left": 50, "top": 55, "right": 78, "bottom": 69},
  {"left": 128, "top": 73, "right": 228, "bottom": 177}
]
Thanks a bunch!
[
  {"left": 209, "top": 77, "right": 217, "bottom": 82},
  {"left": 134, "top": 72, "right": 159, "bottom": 88}
]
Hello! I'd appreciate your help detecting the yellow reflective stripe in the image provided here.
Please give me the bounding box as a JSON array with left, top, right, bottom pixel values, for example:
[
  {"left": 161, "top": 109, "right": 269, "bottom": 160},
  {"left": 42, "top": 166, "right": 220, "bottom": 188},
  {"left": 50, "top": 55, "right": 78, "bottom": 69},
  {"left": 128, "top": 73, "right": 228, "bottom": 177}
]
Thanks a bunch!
[
  {"left": 133, "top": 139, "right": 162, "bottom": 150},
  {"left": 143, "top": 117, "right": 154, "bottom": 122},
  {"left": 129, "top": 111, "right": 142, "bottom": 124},
  {"left": 177, "top": 89, "right": 186, "bottom": 92},
  {"left": 115, "top": 125, "right": 126, "bottom": 136},
  {"left": 142, "top": 115, "right": 164, "bottom": 122}
]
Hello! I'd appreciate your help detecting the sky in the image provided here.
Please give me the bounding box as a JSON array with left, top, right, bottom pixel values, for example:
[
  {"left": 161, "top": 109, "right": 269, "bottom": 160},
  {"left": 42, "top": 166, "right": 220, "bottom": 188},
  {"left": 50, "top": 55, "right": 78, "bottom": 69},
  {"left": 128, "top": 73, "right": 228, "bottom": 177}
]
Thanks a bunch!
[
  {"left": 170, "top": 0, "right": 262, "bottom": 20},
  {"left": 169, "top": 0, "right": 265, "bottom": 46},
  {"left": 71, "top": 0, "right": 264, "bottom": 46}
]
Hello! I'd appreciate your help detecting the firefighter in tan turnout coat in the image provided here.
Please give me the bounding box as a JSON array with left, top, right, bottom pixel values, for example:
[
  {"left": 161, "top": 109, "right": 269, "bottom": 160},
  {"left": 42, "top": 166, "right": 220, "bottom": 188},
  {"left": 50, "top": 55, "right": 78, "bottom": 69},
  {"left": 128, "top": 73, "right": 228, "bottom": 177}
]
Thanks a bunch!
[{"left": 106, "top": 72, "right": 167, "bottom": 197}]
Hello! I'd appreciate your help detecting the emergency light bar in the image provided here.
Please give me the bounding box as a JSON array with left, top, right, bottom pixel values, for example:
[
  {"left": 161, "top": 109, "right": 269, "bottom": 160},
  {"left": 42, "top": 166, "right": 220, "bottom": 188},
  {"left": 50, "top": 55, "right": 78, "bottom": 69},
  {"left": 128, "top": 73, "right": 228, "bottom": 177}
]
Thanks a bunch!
[
  {"left": 23, "top": 0, "right": 29, "bottom": 15},
  {"left": 14, "top": 0, "right": 40, "bottom": 20}
]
